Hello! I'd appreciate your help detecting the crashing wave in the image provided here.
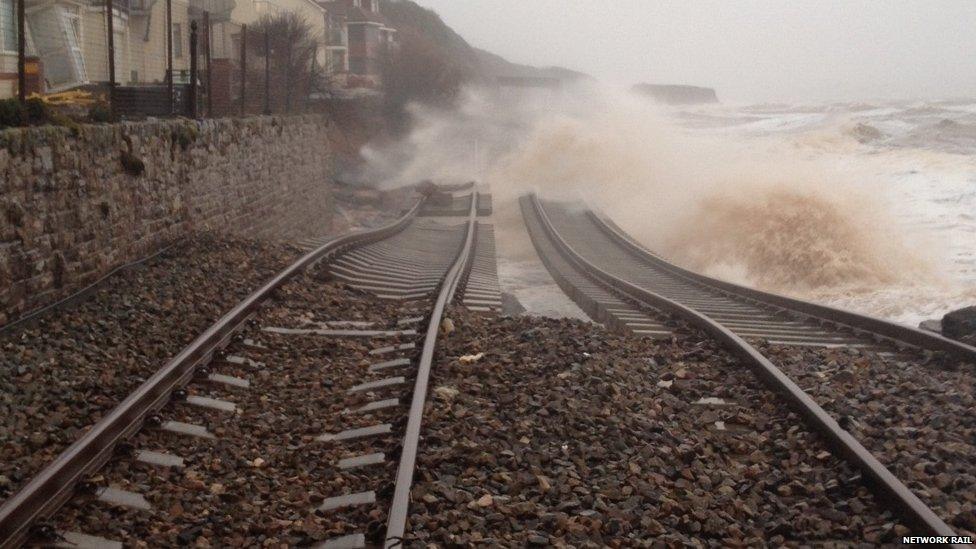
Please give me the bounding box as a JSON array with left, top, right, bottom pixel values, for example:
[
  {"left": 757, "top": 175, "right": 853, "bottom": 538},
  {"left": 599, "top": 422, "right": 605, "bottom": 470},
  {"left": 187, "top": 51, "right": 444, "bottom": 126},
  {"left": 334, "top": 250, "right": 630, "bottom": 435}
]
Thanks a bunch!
[{"left": 846, "top": 122, "right": 884, "bottom": 143}]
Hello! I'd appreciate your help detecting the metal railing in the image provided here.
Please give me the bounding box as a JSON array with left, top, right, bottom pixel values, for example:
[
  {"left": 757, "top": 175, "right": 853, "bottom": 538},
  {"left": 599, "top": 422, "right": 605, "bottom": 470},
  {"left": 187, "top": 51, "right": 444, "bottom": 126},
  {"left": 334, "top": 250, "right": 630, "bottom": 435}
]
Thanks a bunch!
[{"left": 6, "top": 0, "right": 330, "bottom": 120}]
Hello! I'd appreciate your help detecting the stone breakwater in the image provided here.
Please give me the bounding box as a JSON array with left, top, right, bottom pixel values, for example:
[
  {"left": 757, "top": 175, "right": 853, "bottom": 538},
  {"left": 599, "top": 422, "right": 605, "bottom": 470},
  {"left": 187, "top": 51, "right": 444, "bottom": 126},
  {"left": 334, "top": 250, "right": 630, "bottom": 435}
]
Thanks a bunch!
[{"left": 0, "top": 115, "right": 336, "bottom": 326}]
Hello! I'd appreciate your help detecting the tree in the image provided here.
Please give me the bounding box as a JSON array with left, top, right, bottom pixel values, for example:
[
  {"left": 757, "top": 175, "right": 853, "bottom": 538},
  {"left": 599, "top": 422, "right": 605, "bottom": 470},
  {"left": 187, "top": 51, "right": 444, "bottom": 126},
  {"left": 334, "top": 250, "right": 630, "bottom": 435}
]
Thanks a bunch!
[
  {"left": 378, "top": 0, "right": 481, "bottom": 132},
  {"left": 248, "top": 12, "right": 325, "bottom": 112}
]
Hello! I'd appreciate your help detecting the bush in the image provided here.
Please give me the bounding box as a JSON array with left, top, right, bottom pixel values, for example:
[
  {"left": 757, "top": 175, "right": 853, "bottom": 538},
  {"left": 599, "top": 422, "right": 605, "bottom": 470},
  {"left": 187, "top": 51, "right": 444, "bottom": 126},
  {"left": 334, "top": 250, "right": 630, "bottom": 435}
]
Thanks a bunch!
[
  {"left": 0, "top": 98, "right": 27, "bottom": 128},
  {"left": 24, "top": 98, "right": 48, "bottom": 123},
  {"left": 0, "top": 97, "right": 69, "bottom": 129},
  {"left": 248, "top": 13, "right": 323, "bottom": 113}
]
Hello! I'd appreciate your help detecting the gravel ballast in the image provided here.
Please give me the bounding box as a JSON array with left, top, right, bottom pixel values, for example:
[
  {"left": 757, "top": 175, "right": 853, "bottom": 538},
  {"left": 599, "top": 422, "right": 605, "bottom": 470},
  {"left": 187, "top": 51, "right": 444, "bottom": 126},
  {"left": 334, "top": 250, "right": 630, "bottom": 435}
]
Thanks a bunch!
[
  {"left": 409, "top": 312, "right": 905, "bottom": 546},
  {"left": 4, "top": 234, "right": 939, "bottom": 545},
  {"left": 47, "top": 270, "right": 418, "bottom": 546},
  {"left": 0, "top": 235, "right": 300, "bottom": 502},
  {"left": 761, "top": 342, "right": 976, "bottom": 538}
]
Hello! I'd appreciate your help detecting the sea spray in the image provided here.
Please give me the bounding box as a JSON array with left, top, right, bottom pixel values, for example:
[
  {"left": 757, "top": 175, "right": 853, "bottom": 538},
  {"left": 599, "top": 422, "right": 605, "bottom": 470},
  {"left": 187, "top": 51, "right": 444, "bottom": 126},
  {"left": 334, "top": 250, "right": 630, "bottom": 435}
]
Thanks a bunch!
[{"left": 359, "top": 82, "right": 948, "bottom": 321}]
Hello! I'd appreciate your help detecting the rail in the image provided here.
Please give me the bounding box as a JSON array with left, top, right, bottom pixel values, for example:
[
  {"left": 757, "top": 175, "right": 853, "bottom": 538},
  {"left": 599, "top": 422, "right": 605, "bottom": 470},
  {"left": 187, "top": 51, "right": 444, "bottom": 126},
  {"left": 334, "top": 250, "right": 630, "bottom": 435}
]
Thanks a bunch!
[
  {"left": 0, "top": 199, "right": 426, "bottom": 549},
  {"left": 523, "top": 193, "right": 960, "bottom": 542},
  {"left": 384, "top": 192, "right": 479, "bottom": 546},
  {"left": 586, "top": 210, "right": 976, "bottom": 363}
]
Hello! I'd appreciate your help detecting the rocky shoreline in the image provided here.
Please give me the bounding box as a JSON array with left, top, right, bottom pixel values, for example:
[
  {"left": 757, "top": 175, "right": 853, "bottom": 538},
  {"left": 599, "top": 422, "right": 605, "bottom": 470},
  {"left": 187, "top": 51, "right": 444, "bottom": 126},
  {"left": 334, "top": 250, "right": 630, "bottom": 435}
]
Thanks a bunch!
[{"left": 919, "top": 306, "right": 976, "bottom": 347}]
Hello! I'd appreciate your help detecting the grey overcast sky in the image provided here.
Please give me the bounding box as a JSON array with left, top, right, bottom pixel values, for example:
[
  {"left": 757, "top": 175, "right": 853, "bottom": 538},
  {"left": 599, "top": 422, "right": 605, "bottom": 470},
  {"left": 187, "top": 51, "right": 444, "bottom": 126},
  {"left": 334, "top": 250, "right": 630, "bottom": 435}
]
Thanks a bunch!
[{"left": 411, "top": 1, "right": 976, "bottom": 103}]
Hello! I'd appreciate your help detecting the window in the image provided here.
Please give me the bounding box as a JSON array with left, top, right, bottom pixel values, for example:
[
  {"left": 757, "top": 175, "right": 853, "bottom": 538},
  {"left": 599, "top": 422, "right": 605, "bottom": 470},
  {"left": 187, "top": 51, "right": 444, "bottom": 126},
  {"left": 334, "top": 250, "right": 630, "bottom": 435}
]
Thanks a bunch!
[
  {"left": 172, "top": 23, "right": 182, "bottom": 58},
  {"left": 60, "top": 9, "right": 86, "bottom": 83},
  {"left": 354, "top": 0, "right": 377, "bottom": 11},
  {"left": 1, "top": 0, "right": 16, "bottom": 53},
  {"left": 329, "top": 49, "right": 345, "bottom": 72},
  {"left": 27, "top": 5, "right": 88, "bottom": 90}
]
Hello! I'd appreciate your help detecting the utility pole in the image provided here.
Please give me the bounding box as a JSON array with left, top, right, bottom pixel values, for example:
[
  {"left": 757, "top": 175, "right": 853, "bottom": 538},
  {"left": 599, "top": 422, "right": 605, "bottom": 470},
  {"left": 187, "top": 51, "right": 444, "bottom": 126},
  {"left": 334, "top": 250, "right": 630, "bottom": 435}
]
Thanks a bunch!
[
  {"left": 203, "top": 11, "right": 212, "bottom": 117},
  {"left": 263, "top": 31, "right": 271, "bottom": 114},
  {"left": 107, "top": 0, "right": 116, "bottom": 114},
  {"left": 16, "top": 0, "right": 25, "bottom": 102},
  {"left": 189, "top": 21, "right": 198, "bottom": 118},
  {"left": 240, "top": 24, "right": 247, "bottom": 116},
  {"left": 166, "top": 0, "right": 173, "bottom": 114}
]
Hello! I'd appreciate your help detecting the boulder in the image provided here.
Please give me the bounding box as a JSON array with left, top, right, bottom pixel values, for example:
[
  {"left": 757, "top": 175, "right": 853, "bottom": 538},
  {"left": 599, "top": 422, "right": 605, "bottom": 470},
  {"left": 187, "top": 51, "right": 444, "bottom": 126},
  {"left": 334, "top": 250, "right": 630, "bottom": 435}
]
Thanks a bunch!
[
  {"left": 918, "top": 319, "right": 942, "bottom": 334},
  {"left": 941, "top": 306, "right": 976, "bottom": 345}
]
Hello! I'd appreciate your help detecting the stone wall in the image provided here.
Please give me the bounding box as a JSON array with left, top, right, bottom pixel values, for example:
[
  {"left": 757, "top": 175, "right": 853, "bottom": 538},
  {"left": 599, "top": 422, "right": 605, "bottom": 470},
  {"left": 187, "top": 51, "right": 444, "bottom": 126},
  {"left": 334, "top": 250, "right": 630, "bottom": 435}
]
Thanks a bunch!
[{"left": 0, "top": 115, "right": 335, "bottom": 326}]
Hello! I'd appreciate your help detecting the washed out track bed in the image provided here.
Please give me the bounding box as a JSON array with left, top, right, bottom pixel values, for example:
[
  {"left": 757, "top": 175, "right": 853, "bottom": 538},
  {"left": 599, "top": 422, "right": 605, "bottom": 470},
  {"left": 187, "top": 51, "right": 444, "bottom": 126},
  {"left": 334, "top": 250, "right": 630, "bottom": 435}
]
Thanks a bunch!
[
  {"left": 410, "top": 311, "right": 904, "bottom": 547},
  {"left": 0, "top": 191, "right": 481, "bottom": 547},
  {"left": 521, "top": 193, "right": 976, "bottom": 540},
  {"left": 0, "top": 235, "right": 300, "bottom": 503}
]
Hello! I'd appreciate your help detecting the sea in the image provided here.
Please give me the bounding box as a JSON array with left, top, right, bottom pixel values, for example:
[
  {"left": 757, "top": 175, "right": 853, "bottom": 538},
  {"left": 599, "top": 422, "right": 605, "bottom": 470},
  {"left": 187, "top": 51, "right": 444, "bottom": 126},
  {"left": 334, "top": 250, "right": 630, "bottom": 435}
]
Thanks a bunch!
[
  {"left": 493, "top": 97, "right": 976, "bottom": 326},
  {"left": 665, "top": 99, "right": 976, "bottom": 326}
]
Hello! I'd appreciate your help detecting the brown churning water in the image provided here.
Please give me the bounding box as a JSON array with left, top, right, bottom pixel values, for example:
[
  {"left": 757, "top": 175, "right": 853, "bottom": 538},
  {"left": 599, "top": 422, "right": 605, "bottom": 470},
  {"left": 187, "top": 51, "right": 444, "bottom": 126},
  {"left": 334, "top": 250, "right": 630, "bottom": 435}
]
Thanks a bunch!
[{"left": 361, "top": 82, "right": 965, "bottom": 321}]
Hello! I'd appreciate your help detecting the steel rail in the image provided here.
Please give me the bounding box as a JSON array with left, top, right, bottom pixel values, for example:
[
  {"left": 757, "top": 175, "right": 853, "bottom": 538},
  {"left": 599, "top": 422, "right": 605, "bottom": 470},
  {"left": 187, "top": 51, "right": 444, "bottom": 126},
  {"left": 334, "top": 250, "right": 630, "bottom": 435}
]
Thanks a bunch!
[
  {"left": 523, "top": 194, "right": 960, "bottom": 542},
  {"left": 586, "top": 210, "right": 976, "bottom": 364},
  {"left": 384, "top": 192, "right": 479, "bottom": 547},
  {"left": 0, "top": 200, "right": 426, "bottom": 549}
]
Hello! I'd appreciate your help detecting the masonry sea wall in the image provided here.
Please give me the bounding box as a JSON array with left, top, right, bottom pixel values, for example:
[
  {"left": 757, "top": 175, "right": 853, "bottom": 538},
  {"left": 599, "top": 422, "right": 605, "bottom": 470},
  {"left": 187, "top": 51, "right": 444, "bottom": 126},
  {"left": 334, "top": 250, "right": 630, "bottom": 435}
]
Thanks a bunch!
[{"left": 0, "top": 115, "right": 335, "bottom": 326}]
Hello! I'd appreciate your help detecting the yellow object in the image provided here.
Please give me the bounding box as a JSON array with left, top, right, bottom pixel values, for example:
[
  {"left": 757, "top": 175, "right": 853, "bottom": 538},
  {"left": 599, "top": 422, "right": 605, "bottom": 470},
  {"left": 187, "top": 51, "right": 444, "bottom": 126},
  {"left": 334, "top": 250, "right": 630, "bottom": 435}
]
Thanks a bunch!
[{"left": 27, "top": 90, "right": 104, "bottom": 107}]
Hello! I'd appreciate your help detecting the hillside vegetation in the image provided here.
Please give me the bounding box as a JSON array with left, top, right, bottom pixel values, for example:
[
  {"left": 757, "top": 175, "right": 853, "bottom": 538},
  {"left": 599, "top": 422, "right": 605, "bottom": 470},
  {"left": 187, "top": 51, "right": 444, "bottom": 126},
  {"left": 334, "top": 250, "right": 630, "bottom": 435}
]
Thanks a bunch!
[{"left": 379, "top": 0, "right": 589, "bottom": 126}]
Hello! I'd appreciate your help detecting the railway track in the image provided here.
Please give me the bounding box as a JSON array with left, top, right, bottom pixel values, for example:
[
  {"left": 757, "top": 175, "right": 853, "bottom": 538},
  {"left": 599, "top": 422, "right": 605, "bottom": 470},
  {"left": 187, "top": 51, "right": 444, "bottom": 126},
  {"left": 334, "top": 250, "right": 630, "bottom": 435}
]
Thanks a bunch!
[
  {"left": 0, "top": 193, "right": 483, "bottom": 548},
  {"left": 521, "top": 193, "right": 976, "bottom": 542}
]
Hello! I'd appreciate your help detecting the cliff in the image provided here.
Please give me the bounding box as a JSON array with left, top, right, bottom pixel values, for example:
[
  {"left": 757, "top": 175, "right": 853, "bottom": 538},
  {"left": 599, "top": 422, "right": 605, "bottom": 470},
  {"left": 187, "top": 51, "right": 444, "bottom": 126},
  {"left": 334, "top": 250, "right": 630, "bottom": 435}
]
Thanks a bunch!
[
  {"left": 473, "top": 48, "right": 592, "bottom": 83},
  {"left": 379, "top": 0, "right": 589, "bottom": 118},
  {"left": 633, "top": 83, "right": 719, "bottom": 105}
]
